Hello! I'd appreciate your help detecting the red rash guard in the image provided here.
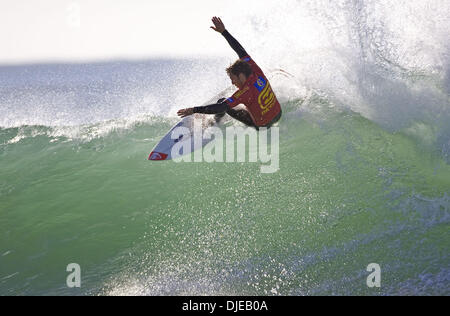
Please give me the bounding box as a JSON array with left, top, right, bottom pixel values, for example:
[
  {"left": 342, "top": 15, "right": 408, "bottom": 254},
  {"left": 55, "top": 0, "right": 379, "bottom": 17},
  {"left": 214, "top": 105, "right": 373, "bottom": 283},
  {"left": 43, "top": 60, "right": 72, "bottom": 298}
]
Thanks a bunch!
[
  {"left": 192, "top": 29, "right": 282, "bottom": 128},
  {"left": 225, "top": 55, "right": 281, "bottom": 127}
]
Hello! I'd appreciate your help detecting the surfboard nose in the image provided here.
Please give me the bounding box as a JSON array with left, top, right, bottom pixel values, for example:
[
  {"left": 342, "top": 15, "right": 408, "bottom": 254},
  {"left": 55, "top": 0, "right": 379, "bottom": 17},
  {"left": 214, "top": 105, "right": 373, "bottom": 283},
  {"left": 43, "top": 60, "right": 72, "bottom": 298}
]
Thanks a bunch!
[{"left": 148, "top": 151, "right": 168, "bottom": 161}]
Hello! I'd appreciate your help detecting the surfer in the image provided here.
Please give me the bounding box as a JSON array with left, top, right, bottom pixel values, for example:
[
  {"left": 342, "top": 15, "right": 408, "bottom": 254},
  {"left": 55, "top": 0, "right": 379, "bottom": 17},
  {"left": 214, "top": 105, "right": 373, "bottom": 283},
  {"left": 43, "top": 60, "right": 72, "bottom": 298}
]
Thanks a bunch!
[{"left": 177, "top": 17, "right": 282, "bottom": 130}]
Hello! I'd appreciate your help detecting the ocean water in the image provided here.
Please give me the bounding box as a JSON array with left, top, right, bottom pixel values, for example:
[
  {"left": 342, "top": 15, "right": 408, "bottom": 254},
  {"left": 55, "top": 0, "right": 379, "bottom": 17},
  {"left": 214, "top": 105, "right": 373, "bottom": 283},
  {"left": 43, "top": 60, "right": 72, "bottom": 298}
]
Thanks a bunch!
[{"left": 1, "top": 0, "right": 450, "bottom": 295}]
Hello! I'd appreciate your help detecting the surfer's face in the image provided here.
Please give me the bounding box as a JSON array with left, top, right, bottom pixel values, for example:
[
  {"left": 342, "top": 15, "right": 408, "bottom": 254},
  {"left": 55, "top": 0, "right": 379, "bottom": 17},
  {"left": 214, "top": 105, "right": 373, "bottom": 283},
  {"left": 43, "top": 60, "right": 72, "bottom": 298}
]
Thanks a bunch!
[{"left": 229, "top": 73, "right": 247, "bottom": 89}]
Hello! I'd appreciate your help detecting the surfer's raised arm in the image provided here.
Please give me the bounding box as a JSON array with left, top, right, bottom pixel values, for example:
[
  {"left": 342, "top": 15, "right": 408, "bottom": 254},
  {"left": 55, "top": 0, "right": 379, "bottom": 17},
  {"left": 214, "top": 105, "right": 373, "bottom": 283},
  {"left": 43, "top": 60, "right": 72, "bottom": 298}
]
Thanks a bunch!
[
  {"left": 177, "top": 17, "right": 281, "bottom": 128},
  {"left": 177, "top": 17, "right": 250, "bottom": 118},
  {"left": 210, "top": 16, "right": 248, "bottom": 59}
]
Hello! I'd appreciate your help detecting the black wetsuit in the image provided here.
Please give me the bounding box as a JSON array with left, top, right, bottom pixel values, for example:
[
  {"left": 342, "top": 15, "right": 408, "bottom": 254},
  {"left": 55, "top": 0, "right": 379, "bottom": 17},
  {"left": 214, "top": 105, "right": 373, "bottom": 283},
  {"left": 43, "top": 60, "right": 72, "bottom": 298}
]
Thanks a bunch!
[{"left": 193, "top": 30, "right": 281, "bottom": 129}]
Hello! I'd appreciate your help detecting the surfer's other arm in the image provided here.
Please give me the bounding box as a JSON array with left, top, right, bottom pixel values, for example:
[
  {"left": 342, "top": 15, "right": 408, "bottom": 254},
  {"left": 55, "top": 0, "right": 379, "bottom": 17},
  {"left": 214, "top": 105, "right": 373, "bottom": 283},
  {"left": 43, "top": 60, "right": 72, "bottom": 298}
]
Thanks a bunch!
[
  {"left": 210, "top": 16, "right": 248, "bottom": 59},
  {"left": 177, "top": 100, "right": 229, "bottom": 118}
]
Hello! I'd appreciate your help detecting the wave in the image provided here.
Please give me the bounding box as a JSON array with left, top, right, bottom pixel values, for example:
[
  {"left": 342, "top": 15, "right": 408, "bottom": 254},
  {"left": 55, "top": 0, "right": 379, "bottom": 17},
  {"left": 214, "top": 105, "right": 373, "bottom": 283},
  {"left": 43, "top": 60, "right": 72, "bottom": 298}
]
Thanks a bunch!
[{"left": 1, "top": 0, "right": 449, "bottom": 295}]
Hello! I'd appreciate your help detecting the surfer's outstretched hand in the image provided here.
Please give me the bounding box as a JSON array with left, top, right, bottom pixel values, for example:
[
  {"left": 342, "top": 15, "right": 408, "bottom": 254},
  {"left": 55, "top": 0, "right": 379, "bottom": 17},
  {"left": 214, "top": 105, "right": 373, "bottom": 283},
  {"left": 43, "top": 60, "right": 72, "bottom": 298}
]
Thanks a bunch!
[
  {"left": 210, "top": 16, "right": 225, "bottom": 33},
  {"left": 177, "top": 108, "right": 194, "bottom": 118}
]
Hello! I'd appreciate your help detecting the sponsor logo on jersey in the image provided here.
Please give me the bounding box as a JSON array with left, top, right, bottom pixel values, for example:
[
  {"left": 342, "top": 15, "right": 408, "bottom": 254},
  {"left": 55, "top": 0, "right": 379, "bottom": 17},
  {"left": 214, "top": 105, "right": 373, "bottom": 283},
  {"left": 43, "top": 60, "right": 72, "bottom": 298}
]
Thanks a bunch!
[
  {"left": 253, "top": 76, "right": 276, "bottom": 114},
  {"left": 253, "top": 76, "right": 266, "bottom": 92}
]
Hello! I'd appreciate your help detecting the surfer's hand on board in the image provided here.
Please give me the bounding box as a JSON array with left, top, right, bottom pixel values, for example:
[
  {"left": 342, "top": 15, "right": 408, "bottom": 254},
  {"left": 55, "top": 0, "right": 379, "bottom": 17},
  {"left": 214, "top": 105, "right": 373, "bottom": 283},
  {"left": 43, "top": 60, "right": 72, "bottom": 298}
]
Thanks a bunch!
[
  {"left": 177, "top": 108, "right": 194, "bottom": 118},
  {"left": 210, "top": 16, "right": 226, "bottom": 33}
]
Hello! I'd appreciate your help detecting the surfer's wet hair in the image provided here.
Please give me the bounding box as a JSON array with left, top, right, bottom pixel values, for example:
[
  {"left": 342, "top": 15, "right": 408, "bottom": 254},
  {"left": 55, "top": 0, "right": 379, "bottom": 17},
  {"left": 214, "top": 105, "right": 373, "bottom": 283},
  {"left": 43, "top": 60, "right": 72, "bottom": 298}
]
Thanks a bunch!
[{"left": 226, "top": 60, "right": 253, "bottom": 78}]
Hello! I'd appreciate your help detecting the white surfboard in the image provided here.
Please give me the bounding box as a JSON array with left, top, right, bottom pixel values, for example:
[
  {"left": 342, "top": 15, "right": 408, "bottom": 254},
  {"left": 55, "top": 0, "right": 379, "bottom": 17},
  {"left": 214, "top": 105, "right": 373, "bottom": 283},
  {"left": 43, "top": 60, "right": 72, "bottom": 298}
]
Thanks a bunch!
[
  {"left": 148, "top": 86, "right": 235, "bottom": 161},
  {"left": 148, "top": 114, "right": 220, "bottom": 161}
]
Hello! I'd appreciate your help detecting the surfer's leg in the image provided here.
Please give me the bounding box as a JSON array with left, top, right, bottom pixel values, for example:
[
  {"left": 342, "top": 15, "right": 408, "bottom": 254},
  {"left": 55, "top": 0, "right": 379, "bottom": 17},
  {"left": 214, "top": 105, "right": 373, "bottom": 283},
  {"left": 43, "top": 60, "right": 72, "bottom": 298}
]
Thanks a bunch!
[
  {"left": 213, "top": 98, "right": 258, "bottom": 129},
  {"left": 226, "top": 108, "right": 258, "bottom": 129}
]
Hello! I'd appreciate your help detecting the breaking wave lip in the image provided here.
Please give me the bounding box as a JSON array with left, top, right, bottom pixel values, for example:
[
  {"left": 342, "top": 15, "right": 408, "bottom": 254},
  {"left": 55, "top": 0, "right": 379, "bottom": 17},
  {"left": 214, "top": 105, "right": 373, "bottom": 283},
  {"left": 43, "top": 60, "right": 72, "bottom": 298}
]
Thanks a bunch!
[
  {"left": 0, "top": 76, "right": 308, "bottom": 145},
  {"left": 0, "top": 114, "right": 176, "bottom": 145},
  {"left": 1, "top": 92, "right": 449, "bottom": 166}
]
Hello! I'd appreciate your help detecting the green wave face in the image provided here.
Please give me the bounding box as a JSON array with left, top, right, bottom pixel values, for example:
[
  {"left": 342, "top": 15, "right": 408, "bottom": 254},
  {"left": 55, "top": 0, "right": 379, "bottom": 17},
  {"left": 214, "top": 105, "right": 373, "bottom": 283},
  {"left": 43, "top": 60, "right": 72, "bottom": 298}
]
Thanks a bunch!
[
  {"left": 1, "top": 0, "right": 450, "bottom": 295},
  {"left": 1, "top": 101, "right": 449, "bottom": 296}
]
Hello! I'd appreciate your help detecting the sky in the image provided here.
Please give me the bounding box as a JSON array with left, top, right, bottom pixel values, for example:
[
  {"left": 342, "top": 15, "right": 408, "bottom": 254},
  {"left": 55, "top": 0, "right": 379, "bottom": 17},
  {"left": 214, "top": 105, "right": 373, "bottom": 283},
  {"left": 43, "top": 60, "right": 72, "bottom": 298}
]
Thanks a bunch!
[{"left": 0, "top": 0, "right": 258, "bottom": 64}]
